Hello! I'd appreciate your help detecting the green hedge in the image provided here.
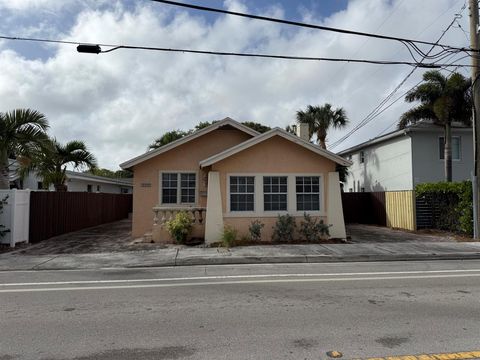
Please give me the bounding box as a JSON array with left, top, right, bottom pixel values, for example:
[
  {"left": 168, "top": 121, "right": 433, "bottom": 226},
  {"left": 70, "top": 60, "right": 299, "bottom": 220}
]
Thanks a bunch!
[{"left": 415, "top": 181, "right": 473, "bottom": 236}]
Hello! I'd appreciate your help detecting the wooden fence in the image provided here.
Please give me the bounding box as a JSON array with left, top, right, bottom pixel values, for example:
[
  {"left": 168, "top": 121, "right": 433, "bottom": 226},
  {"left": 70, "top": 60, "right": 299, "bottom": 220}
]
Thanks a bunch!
[
  {"left": 342, "top": 190, "right": 416, "bottom": 231},
  {"left": 29, "top": 192, "right": 133, "bottom": 243},
  {"left": 341, "top": 192, "right": 386, "bottom": 226},
  {"left": 385, "top": 191, "right": 416, "bottom": 231}
]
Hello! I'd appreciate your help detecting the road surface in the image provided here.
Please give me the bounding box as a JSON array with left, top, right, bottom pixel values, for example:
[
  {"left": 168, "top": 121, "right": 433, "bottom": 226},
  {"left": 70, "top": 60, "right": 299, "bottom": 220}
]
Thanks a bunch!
[{"left": 1, "top": 260, "right": 479, "bottom": 359}]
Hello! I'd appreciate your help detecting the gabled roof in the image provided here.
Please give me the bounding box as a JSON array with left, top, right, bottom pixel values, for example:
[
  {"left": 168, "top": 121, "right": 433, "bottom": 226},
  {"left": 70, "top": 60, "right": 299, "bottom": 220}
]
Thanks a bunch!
[
  {"left": 120, "top": 117, "right": 259, "bottom": 169},
  {"left": 200, "top": 127, "right": 352, "bottom": 167}
]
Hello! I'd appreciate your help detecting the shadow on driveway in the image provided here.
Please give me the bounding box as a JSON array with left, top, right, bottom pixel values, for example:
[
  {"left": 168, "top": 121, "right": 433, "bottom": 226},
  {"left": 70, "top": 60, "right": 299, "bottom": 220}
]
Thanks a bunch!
[{"left": 347, "top": 224, "right": 457, "bottom": 243}]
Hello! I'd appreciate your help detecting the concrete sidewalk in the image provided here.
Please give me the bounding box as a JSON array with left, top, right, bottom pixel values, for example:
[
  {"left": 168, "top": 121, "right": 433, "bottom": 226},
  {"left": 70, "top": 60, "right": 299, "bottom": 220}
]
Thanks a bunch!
[{"left": 1, "top": 241, "right": 480, "bottom": 271}]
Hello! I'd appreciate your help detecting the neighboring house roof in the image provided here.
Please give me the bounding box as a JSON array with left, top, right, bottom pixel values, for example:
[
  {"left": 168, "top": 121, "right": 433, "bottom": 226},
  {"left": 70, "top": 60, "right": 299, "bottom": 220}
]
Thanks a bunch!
[
  {"left": 120, "top": 117, "right": 259, "bottom": 169},
  {"left": 337, "top": 121, "right": 472, "bottom": 156},
  {"left": 66, "top": 171, "right": 133, "bottom": 187},
  {"left": 200, "top": 127, "right": 352, "bottom": 167}
]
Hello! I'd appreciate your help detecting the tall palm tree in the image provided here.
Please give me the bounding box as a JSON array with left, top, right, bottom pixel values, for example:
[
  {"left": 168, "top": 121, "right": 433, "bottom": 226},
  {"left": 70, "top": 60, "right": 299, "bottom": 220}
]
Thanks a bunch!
[
  {"left": 296, "top": 103, "right": 349, "bottom": 149},
  {"left": 399, "top": 70, "right": 471, "bottom": 182},
  {"left": 0, "top": 109, "right": 49, "bottom": 189},
  {"left": 32, "top": 139, "right": 97, "bottom": 191}
]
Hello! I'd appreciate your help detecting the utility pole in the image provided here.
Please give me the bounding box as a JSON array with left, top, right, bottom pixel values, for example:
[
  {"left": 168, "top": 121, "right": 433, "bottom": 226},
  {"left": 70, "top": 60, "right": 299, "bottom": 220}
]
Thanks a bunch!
[{"left": 470, "top": 0, "right": 480, "bottom": 238}]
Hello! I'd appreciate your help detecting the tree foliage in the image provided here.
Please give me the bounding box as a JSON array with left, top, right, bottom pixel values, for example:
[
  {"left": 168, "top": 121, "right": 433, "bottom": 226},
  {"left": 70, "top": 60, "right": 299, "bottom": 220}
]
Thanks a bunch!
[
  {"left": 148, "top": 120, "right": 271, "bottom": 150},
  {"left": 296, "top": 103, "right": 349, "bottom": 149},
  {"left": 399, "top": 71, "right": 471, "bottom": 182},
  {"left": 28, "top": 138, "right": 97, "bottom": 191},
  {"left": 0, "top": 109, "right": 49, "bottom": 189}
]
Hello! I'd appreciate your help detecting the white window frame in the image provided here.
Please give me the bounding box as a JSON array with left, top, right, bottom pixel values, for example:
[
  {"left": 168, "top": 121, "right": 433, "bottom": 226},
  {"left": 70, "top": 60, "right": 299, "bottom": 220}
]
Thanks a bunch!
[
  {"left": 438, "top": 136, "right": 461, "bottom": 161},
  {"left": 228, "top": 175, "right": 256, "bottom": 212},
  {"left": 159, "top": 171, "right": 198, "bottom": 206},
  {"left": 295, "top": 175, "right": 322, "bottom": 212},
  {"left": 360, "top": 151, "right": 365, "bottom": 163},
  {"left": 263, "top": 176, "right": 288, "bottom": 212},
  {"left": 226, "top": 173, "right": 325, "bottom": 217}
]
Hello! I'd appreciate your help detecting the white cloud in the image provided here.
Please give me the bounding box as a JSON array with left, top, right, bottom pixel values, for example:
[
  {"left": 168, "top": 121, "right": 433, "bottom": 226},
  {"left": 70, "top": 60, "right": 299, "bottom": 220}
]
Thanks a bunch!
[{"left": 0, "top": 0, "right": 470, "bottom": 169}]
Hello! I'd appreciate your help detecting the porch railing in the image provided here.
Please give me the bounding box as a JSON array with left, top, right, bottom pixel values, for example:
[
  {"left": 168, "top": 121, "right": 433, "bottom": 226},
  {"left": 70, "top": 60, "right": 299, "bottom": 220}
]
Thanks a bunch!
[{"left": 152, "top": 207, "right": 207, "bottom": 226}]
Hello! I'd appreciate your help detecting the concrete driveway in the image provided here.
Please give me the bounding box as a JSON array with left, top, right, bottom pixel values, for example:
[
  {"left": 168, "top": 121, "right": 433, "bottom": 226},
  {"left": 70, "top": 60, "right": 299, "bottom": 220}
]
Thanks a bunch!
[
  {"left": 15, "top": 219, "right": 163, "bottom": 255},
  {"left": 12, "top": 220, "right": 462, "bottom": 257},
  {"left": 347, "top": 224, "right": 457, "bottom": 243}
]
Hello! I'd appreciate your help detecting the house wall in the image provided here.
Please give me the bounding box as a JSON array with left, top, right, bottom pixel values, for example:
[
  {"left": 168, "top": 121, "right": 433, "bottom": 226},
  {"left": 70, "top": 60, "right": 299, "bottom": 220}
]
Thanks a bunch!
[
  {"left": 21, "top": 172, "right": 132, "bottom": 194},
  {"left": 410, "top": 129, "right": 473, "bottom": 186},
  {"left": 132, "top": 128, "right": 252, "bottom": 238},
  {"left": 211, "top": 135, "right": 337, "bottom": 241},
  {"left": 344, "top": 136, "right": 413, "bottom": 191},
  {"left": 65, "top": 179, "right": 132, "bottom": 194}
]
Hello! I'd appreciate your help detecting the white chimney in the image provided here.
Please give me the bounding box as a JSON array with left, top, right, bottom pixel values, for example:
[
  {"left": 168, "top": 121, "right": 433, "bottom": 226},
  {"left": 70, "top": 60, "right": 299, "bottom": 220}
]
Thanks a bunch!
[{"left": 296, "top": 122, "right": 310, "bottom": 141}]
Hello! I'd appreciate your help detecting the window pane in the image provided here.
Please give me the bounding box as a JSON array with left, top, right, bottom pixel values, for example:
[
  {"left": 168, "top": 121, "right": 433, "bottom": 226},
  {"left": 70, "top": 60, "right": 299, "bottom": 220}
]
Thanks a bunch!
[
  {"left": 263, "top": 176, "right": 287, "bottom": 211},
  {"left": 180, "top": 173, "right": 195, "bottom": 203},
  {"left": 162, "top": 173, "right": 178, "bottom": 204},
  {"left": 296, "top": 176, "right": 320, "bottom": 211},
  {"left": 230, "top": 176, "right": 255, "bottom": 211}
]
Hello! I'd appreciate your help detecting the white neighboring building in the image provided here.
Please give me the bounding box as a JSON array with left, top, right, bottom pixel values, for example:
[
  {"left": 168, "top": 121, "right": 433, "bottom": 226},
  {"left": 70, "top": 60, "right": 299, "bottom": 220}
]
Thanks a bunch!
[
  {"left": 337, "top": 122, "right": 473, "bottom": 192},
  {"left": 15, "top": 170, "right": 133, "bottom": 194}
]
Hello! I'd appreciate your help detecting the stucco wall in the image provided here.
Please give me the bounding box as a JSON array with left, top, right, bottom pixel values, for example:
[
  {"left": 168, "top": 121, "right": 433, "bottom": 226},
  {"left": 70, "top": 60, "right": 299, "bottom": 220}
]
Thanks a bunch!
[
  {"left": 211, "top": 135, "right": 337, "bottom": 241},
  {"left": 344, "top": 136, "right": 413, "bottom": 191},
  {"left": 132, "top": 128, "right": 252, "bottom": 237},
  {"left": 410, "top": 129, "right": 473, "bottom": 186}
]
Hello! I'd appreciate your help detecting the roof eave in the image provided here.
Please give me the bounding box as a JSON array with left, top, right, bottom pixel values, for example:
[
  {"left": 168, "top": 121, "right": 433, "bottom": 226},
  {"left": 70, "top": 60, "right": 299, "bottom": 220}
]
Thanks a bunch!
[{"left": 120, "top": 118, "right": 259, "bottom": 170}]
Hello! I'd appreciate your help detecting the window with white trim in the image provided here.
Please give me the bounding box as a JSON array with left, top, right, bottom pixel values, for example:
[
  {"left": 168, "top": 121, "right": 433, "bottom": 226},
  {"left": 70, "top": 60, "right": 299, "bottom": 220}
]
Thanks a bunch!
[
  {"left": 230, "top": 176, "right": 254, "bottom": 211},
  {"left": 180, "top": 173, "right": 196, "bottom": 203},
  {"left": 263, "top": 176, "right": 287, "bottom": 211},
  {"left": 161, "top": 172, "right": 196, "bottom": 204},
  {"left": 296, "top": 176, "right": 320, "bottom": 211},
  {"left": 439, "top": 136, "right": 461, "bottom": 160}
]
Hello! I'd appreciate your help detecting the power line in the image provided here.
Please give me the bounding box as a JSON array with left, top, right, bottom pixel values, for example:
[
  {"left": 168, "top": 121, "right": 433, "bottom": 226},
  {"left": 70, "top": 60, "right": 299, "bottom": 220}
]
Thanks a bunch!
[
  {"left": 150, "top": 0, "right": 475, "bottom": 55},
  {"left": 328, "top": 8, "right": 466, "bottom": 150},
  {"left": 0, "top": 35, "right": 472, "bottom": 68}
]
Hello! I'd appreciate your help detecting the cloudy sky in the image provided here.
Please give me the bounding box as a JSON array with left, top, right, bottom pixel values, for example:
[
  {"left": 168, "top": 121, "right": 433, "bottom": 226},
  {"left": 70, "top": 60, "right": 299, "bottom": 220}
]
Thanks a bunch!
[{"left": 0, "top": 0, "right": 471, "bottom": 170}]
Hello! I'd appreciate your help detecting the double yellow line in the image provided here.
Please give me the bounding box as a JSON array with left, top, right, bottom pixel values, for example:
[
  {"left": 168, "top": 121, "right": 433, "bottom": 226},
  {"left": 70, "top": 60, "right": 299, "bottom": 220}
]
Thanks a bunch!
[{"left": 352, "top": 350, "right": 480, "bottom": 360}]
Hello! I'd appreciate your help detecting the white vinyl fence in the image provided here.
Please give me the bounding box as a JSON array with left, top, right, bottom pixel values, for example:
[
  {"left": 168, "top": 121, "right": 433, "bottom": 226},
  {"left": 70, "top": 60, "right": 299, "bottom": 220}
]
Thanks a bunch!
[{"left": 0, "top": 190, "right": 30, "bottom": 247}]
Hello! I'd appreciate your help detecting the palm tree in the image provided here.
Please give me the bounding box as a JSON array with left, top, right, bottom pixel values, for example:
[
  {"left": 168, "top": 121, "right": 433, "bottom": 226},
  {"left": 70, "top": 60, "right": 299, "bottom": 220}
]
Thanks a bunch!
[
  {"left": 0, "top": 109, "right": 49, "bottom": 189},
  {"left": 32, "top": 139, "right": 97, "bottom": 191},
  {"left": 296, "top": 103, "right": 349, "bottom": 149},
  {"left": 399, "top": 70, "right": 471, "bottom": 182}
]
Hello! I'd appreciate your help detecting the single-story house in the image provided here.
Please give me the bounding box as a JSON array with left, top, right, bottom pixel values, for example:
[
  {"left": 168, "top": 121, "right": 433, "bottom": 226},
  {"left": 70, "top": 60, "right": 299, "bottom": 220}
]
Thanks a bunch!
[
  {"left": 337, "top": 121, "right": 473, "bottom": 192},
  {"left": 11, "top": 167, "right": 133, "bottom": 194},
  {"left": 120, "top": 117, "right": 351, "bottom": 243}
]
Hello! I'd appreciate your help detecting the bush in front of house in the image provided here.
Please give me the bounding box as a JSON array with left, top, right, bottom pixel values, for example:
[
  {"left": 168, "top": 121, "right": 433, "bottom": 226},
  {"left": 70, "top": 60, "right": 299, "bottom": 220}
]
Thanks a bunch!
[
  {"left": 165, "top": 211, "right": 193, "bottom": 244},
  {"left": 415, "top": 181, "right": 473, "bottom": 236},
  {"left": 272, "top": 214, "right": 296, "bottom": 242},
  {"left": 248, "top": 220, "right": 264, "bottom": 242},
  {"left": 221, "top": 225, "right": 237, "bottom": 248},
  {"left": 299, "top": 213, "right": 330, "bottom": 241}
]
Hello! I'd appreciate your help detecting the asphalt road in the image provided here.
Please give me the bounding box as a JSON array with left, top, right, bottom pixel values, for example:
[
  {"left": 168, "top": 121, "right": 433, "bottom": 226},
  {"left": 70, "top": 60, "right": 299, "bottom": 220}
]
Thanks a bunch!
[{"left": 1, "top": 260, "right": 480, "bottom": 360}]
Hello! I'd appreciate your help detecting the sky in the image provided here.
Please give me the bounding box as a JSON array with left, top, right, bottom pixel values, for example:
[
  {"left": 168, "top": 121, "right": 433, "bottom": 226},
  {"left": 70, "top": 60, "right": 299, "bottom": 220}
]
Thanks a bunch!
[{"left": 0, "top": 0, "right": 471, "bottom": 170}]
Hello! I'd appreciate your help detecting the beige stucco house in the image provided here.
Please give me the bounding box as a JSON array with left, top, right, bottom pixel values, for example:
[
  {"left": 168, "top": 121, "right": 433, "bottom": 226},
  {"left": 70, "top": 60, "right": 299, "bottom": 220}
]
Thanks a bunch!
[{"left": 120, "top": 118, "right": 351, "bottom": 243}]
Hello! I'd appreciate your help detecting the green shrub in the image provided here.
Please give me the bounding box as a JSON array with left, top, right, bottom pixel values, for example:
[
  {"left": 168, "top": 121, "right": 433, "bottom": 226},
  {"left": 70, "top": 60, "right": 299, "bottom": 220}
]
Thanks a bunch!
[
  {"left": 165, "top": 211, "right": 193, "bottom": 244},
  {"left": 415, "top": 181, "right": 473, "bottom": 235},
  {"left": 221, "top": 225, "right": 237, "bottom": 248},
  {"left": 299, "top": 213, "right": 330, "bottom": 241},
  {"left": 0, "top": 196, "right": 9, "bottom": 238},
  {"left": 272, "top": 214, "right": 296, "bottom": 242},
  {"left": 248, "top": 220, "right": 264, "bottom": 242}
]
